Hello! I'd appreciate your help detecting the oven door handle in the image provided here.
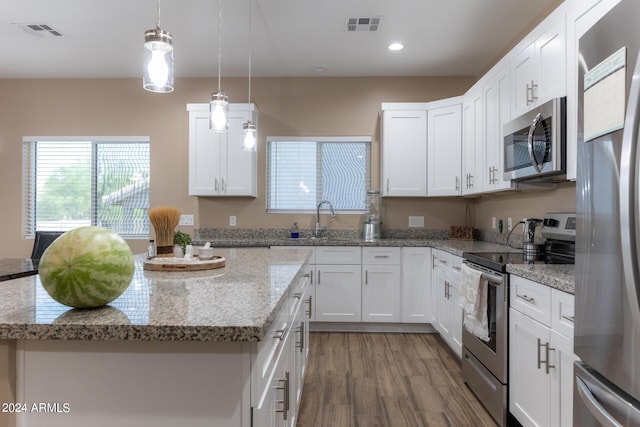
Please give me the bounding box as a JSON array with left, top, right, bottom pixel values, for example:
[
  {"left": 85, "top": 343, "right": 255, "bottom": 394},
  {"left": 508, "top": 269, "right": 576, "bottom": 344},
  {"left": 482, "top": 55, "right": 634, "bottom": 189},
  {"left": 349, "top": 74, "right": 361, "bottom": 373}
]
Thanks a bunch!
[{"left": 462, "top": 261, "right": 505, "bottom": 285}]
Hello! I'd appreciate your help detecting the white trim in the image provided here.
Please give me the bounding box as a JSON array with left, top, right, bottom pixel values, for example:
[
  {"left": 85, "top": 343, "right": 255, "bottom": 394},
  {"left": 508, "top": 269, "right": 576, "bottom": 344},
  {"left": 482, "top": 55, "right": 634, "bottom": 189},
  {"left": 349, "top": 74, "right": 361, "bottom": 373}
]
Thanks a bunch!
[
  {"left": 22, "top": 136, "right": 150, "bottom": 142},
  {"left": 266, "top": 135, "right": 372, "bottom": 143}
]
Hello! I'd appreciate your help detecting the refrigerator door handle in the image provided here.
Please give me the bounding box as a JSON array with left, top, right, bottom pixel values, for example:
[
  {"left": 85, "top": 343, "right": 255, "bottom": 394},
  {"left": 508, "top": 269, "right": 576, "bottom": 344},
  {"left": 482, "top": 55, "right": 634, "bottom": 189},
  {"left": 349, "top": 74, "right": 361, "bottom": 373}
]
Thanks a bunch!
[
  {"left": 619, "top": 51, "right": 640, "bottom": 334},
  {"left": 576, "top": 375, "right": 623, "bottom": 427}
]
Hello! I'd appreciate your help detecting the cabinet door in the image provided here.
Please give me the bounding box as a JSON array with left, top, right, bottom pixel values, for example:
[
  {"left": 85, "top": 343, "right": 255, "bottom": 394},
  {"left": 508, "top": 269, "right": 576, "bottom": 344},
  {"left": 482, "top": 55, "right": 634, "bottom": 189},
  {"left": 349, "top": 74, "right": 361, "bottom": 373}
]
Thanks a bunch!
[
  {"left": 483, "top": 65, "right": 514, "bottom": 192},
  {"left": 224, "top": 108, "right": 257, "bottom": 196},
  {"left": 511, "top": 42, "right": 536, "bottom": 117},
  {"left": 449, "top": 267, "right": 463, "bottom": 357},
  {"left": 462, "top": 88, "right": 483, "bottom": 195},
  {"left": 401, "top": 247, "right": 432, "bottom": 323},
  {"left": 315, "top": 265, "right": 362, "bottom": 322},
  {"left": 427, "top": 103, "right": 462, "bottom": 196},
  {"left": 549, "top": 329, "right": 578, "bottom": 427},
  {"left": 433, "top": 266, "right": 454, "bottom": 339},
  {"left": 362, "top": 265, "right": 401, "bottom": 322},
  {"left": 509, "top": 308, "right": 552, "bottom": 427},
  {"left": 535, "top": 19, "right": 566, "bottom": 107},
  {"left": 381, "top": 110, "right": 427, "bottom": 196},
  {"left": 188, "top": 109, "right": 223, "bottom": 196}
]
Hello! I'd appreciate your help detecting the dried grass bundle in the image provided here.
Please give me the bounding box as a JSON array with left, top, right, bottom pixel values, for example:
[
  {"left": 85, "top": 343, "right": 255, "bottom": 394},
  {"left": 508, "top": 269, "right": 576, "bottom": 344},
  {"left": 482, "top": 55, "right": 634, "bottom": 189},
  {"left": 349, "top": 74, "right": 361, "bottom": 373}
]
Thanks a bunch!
[{"left": 148, "top": 206, "right": 181, "bottom": 257}]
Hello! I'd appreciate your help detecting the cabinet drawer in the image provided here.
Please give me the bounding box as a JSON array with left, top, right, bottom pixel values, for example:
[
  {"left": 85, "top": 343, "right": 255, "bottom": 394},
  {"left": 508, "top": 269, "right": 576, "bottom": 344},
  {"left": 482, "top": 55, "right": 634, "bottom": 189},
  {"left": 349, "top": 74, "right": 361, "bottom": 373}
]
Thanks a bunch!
[
  {"left": 510, "top": 275, "right": 551, "bottom": 326},
  {"left": 551, "top": 289, "right": 574, "bottom": 339},
  {"left": 363, "top": 247, "right": 400, "bottom": 265},
  {"left": 315, "top": 246, "right": 361, "bottom": 264}
]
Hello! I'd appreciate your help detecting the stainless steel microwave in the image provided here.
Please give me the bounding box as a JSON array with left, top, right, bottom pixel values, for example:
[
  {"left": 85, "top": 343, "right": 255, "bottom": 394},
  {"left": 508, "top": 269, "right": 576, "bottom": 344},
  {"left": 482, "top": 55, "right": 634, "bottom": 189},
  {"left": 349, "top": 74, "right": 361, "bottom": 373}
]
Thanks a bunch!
[{"left": 503, "top": 97, "right": 566, "bottom": 181}]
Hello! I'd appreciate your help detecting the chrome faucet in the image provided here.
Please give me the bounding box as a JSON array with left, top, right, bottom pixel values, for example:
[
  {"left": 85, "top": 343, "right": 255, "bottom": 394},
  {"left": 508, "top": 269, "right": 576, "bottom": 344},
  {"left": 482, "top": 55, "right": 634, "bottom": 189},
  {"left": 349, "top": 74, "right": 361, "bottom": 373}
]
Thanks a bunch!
[{"left": 314, "top": 200, "right": 336, "bottom": 238}]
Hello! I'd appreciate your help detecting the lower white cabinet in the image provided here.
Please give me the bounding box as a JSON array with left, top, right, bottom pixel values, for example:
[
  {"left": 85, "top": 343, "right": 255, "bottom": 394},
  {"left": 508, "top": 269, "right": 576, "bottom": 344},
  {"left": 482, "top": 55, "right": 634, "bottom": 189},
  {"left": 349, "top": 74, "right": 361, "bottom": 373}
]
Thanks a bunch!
[
  {"left": 315, "top": 247, "right": 362, "bottom": 322},
  {"left": 362, "top": 247, "right": 401, "bottom": 322},
  {"left": 509, "top": 275, "right": 577, "bottom": 427},
  {"left": 401, "top": 247, "right": 432, "bottom": 323},
  {"left": 430, "top": 249, "right": 463, "bottom": 357}
]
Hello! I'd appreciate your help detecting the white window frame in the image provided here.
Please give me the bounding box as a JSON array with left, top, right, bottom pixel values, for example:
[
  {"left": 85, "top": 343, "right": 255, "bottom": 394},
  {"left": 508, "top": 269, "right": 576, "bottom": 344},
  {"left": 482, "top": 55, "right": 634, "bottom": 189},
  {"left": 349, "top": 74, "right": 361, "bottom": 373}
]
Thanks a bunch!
[
  {"left": 22, "top": 136, "right": 151, "bottom": 239},
  {"left": 266, "top": 136, "right": 372, "bottom": 214}
]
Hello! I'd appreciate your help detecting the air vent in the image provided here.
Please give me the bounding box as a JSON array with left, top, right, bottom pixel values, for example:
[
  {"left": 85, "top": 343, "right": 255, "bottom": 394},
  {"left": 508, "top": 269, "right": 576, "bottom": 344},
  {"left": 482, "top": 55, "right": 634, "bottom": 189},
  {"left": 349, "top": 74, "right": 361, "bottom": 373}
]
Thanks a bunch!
[
  {"left": 14, "top": 23, "right": 63, "bottom": 37},
  {"left": 346, "top": 16, "right": 382, "bottom": 32}
]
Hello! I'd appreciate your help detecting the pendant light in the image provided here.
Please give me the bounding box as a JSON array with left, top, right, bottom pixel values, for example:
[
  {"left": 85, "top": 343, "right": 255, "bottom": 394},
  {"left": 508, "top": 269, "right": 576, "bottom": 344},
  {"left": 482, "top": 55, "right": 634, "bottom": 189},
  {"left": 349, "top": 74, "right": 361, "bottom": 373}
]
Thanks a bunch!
[
  {"left": 210, "top": 0, "right": 229, "bottom": 132},
  {"left": 242, "top": 0, "right": 257, "bottom": 151},
  {"left": 143, "top": 0, "right": 174, "bottom": 93}
]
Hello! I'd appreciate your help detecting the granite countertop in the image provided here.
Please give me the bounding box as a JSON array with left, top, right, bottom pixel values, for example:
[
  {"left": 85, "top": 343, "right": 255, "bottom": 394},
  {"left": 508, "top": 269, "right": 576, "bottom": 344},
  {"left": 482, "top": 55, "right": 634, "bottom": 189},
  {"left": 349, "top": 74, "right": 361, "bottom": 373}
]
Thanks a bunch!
[
  {"left": 0, "top": 248, "right": 312, "bottom": 342},
  {"left": 0, "top": 258, "right": 38, "bottom": 282},
  {"left": 506, "top": 263, "right": 575, "bottom": 294}
]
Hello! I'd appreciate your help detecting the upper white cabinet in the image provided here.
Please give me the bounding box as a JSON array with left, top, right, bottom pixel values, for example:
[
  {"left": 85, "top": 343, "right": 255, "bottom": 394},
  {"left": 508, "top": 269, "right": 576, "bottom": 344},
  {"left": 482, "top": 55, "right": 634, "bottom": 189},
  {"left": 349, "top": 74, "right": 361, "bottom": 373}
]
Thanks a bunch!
[
  {"left": 462, "top": 88, "right": 483, "bottom": 195},
  {"left": 187, "top": 103, "right": 257, "bottom": 197},
  {"left": 380, "top": 107, "right": 428, "bottom": 196},
  {"left": 482, "top": 65, "right": 515, "bottom": 193},
  {"left": 511, "top": 15, "right": 566, "bottom": 117},
  {"left": 565, "top": 0, "right": 622, "bottom": 181},
  {"left": 427, "top": 98, "right": 463, "bottom": 196}
]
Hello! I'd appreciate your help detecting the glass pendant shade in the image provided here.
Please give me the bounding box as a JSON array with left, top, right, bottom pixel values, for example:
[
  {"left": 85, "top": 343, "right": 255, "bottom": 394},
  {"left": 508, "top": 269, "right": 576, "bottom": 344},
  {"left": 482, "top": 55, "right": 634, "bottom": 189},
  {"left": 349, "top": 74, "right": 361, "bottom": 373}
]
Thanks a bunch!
[
  {"left": 143, "top": 28, "right": 174, "bottom": 93},
  {"left": 210, "top": 91, "right": 229, "bottom": 132},
  {"left": 242, "top": 121, "right": 257, "bottom": 151}
]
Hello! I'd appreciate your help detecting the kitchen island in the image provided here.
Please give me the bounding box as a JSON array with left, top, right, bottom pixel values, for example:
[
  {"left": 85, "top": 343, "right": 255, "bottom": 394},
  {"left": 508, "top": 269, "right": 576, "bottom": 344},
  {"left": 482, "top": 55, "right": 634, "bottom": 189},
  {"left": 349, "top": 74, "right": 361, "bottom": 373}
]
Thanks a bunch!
[{"left": 0, "top": 247, "right": 313, "bottom": 427}]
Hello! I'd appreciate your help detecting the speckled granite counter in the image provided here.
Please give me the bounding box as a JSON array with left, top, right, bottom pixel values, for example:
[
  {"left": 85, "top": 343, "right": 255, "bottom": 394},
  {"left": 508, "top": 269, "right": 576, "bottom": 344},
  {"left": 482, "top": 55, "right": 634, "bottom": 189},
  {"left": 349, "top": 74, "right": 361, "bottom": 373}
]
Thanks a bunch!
[
  {"left": 507, "top": 263, "right": 575, "bottom": 294},
  {"left": 0, "top": 247, "right": 312, "bottom": 341},
  {"left": 0, "top": 258, "right": 38, "bottom": 281}
]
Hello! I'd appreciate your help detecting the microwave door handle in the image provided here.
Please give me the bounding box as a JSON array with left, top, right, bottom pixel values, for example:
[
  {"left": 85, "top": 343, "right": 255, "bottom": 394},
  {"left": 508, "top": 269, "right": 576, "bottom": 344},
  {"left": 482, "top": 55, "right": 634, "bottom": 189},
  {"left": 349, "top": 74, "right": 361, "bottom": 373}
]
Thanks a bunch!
[
  {"left": 527, "top": 112, "right": 544, "bottom": 173},
  {"left": 619, "top": 52, "right": 640, "bottom": 335}
]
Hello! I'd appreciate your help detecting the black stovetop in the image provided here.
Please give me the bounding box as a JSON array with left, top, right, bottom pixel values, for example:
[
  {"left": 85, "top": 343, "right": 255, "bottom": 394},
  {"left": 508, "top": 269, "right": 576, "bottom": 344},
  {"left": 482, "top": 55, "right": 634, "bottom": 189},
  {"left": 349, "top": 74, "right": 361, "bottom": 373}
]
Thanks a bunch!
[{"left": 462, "top": 251, "right": 574, "bottom": 273}]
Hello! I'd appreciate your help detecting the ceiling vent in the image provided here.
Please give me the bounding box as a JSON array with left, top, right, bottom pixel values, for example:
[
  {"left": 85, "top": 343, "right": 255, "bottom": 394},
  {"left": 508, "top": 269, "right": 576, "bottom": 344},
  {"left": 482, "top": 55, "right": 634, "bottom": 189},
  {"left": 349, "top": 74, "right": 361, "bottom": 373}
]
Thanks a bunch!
[
  {"left": 346, "top": 16, "right": 381, "bottom": 32},
  {"left": 14, "top": 23, "right": 63, "bottom": 37}
]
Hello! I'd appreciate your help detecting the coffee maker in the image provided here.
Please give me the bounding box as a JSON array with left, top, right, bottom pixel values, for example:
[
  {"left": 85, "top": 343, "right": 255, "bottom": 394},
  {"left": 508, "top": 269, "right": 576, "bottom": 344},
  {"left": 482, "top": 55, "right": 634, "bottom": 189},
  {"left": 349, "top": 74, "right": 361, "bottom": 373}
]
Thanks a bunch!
[
  {"left": 363, "top": 191, "right": 382, "bottom": 241},
  {"left": 522, "top": 218, "right": 544, "bottom": 259}
]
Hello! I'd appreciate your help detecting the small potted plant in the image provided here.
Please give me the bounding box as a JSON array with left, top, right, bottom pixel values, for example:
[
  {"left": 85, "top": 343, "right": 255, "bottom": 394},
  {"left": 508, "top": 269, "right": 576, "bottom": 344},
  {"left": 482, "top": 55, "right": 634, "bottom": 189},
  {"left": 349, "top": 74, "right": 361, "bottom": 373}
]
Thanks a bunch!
[{"left": 173, "top": 231, "right": 192, "bottom": 258}]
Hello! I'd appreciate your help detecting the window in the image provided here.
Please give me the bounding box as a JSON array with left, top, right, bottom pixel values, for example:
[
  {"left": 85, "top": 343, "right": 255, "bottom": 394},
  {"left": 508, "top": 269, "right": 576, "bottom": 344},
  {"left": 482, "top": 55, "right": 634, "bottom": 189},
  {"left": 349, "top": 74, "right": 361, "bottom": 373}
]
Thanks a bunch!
[
  {"left": 267, "top": 136, "right": 371, "bottom": 213},
  {"left": 22, "top": 137, "right": 150, "bottom": 238}
]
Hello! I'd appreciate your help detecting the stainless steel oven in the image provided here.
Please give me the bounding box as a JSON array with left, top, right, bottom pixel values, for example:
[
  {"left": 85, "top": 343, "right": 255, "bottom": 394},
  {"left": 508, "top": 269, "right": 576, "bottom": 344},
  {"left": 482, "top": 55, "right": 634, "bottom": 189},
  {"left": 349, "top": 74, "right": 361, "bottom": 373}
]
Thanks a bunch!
[{"left": 460, "top": 261, "right": 509, "bottom": 427}]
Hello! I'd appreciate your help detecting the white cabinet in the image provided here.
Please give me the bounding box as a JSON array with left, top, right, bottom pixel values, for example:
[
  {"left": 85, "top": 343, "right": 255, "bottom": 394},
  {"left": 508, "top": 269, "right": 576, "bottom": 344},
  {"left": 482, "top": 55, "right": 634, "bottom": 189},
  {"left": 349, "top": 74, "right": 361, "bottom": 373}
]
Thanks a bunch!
[
  {"left": 511, "top": 16, "right": 566, "bottom": 117},
  {"left": 565, "top": 0, "right": 622, "bottom": 181},
  {"left": 430, "top": 249, "right": 463, "bottom": 357},
  {"left": 380, "top": 108, "right": 427, "bottom": 196},
  {"left": 362, "top": 247, "right": 401, "bottom": 323},
  {"left": 509, "top": 275, "right": 577, "bottom": 427},
  {"left": 482, "top": 65, "right": 515, "bottom": 192},
  {"left": 427, "top": 99, "right": 463, "bottom": 196},
  {"left": 462, "top": 88, "right": 483, "bottom": 195},
  {"left": 401, "top": 247, "right": 432, "bottom": 323},
  {"left": 187, "top": 103, "right": 257, "bottom": 197},
  {"left": 314, "top": 247, "right": 362, "bottom": 322}
]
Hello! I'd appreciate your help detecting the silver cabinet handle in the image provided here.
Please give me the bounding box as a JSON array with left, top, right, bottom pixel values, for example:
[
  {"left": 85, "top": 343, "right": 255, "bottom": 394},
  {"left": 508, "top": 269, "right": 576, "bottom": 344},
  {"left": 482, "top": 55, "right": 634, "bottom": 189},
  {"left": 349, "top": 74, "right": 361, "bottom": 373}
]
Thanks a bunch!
[
  {"left": 221, "top": 177, "right": 226, "bottom": 191},
  {"left": 439, "top": 259, "right": 448, "bottom": 265},
  {"left": 305, "top": 295, "right": 312, "bottom": 318},
  {"left": 517, "top": 294, "right": 534, "bottom": 302},
  {"left": 214, "top": 177, "right": 219, "bottom": 191},
  {"left": 526, "top": 80, "right": 538, "bottom": 106},
  {"left": 452, "top": 266, "right": 461, "bottom": 271},
  {"left": 273, "top": 328, "right": 286, "bottom": 341},
  {"left": 292, "top": 292, "right": 301, "bottom": 300},
  {"left": 317, "top": 270, "right": 321, "bottom": 284},
  {"left": 386, "top": 178, "right": 389, "bottom": 193},
  {"left": 373, "top": 255, "right": 389, "bottom": 258},
  {"left": 562, "top": 314, "right": 575, "bottom": 323},
  {"left": 537, "top": 338, "right": 555, "bottom": 374},
  {"left": 444, "top": 281, "right": 450, "bottom": 299},
  {"left": 455, "top": 176, "right": 460, "bottom": 191},
  {"left": 296, "top": 321, "right": 305, "bottom": 352},
  {"left": 432, "top": 255, "right": 437, "bottom": 269},
  {"left": 310, "top": 270, "right": 313, "bottom": 285},
  {"left": 365, "top": 270, "right": 368, "bottom": 285},
  {"left": 275, "top": 372, "right": 290, "bottom": 420}
]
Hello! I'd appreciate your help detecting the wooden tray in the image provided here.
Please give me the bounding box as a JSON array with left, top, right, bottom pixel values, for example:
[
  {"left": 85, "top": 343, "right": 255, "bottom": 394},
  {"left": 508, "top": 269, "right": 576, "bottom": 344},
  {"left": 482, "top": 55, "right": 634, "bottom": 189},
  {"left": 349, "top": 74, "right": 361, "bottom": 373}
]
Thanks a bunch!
[{"left": 143, "top": 256, "right": 226, "bottom": 272}]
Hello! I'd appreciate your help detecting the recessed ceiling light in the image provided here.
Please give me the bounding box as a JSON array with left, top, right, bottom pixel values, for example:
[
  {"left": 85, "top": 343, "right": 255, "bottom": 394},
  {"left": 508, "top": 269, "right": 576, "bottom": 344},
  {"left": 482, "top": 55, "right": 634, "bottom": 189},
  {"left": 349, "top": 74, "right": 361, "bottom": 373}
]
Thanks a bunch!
[
  {"left": 311, "top": 66, "right": 327, "bottom": 73},
  {"left": 388, "top": 43, "right": 403, "bottom": 51}
]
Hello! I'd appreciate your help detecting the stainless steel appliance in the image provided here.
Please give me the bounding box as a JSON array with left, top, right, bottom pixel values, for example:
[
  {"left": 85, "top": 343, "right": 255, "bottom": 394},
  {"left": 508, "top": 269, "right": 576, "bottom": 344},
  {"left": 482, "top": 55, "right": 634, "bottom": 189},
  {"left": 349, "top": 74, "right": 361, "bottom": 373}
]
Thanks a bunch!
[
  {"left": 575, "top": 1, "right": 640, "bottom": 424},
  {"left": 461, "top": 212, "right": 575, "bottom": 427},
  {"left": 503, "top": 97, "right": 566, "bottom": 182},
  {"left": 363, "top": 190, "right": 382, "bottom": 241},
  {"left": 522, "top": 218, "right": 543, "bottom": 259}
]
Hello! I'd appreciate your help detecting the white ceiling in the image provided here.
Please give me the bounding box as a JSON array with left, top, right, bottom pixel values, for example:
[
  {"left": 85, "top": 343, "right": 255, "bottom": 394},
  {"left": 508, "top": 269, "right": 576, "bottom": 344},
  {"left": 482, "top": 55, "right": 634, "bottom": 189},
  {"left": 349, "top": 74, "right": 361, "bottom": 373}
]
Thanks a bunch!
[{"left": 0, "top": 0, "right": 560, "bottom": 79}]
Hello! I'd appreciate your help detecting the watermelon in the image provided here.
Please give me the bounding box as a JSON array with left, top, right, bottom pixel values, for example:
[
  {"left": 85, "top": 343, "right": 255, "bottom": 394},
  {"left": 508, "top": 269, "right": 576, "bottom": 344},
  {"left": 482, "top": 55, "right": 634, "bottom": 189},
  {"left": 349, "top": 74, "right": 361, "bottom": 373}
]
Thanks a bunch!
[{"left": 38, "top": 226, "right": 135, "bottom": 308}]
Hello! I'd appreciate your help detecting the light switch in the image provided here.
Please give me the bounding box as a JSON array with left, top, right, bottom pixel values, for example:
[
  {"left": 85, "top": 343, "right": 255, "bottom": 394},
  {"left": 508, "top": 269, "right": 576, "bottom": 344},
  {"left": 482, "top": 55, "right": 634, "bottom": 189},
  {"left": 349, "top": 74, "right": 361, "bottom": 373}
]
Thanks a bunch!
[
  {"left": 229, "top": 216, "right": 237, "bottom": 226},
  {"left": 179, "top": 214, "right": 194, "bottom": 226},
  {"left": 408, "top": 216, "right": 424, "bottom": 228}
]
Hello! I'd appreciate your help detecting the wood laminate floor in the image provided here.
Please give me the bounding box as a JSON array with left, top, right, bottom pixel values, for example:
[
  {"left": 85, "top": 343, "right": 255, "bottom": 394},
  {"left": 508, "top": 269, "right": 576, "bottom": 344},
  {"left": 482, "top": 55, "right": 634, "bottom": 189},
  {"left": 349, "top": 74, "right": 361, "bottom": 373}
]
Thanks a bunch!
[{"left": 296, "top": 332, "right": 498, "bottom": 427}]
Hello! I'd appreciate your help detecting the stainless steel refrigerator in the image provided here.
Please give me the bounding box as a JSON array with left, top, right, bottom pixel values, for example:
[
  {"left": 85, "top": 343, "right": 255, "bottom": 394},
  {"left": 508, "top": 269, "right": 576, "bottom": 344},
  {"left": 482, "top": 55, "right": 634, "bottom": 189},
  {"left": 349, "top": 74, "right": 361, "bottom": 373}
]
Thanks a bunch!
[{"left": 576, "top": 0, "right": 640, "bottom": 425}]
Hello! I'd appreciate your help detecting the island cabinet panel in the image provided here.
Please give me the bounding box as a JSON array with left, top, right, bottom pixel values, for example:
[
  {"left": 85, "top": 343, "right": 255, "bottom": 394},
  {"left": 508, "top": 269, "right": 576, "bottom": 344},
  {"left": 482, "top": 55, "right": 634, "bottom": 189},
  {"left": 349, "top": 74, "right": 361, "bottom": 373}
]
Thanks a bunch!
[{"left": 17, "top": 340, "right": 252, "bottom": 427}]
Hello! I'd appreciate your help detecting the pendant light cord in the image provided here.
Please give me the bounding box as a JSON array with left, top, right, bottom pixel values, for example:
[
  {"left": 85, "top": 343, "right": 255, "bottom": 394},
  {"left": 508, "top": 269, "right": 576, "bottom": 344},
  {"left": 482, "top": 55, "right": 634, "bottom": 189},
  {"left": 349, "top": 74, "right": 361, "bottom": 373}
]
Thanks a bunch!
[
  {"left": 247, "top": 0, "right": 252, "bottom": 106},
  {"left": 217, "top": 0, "right": 223, "bottom": 92},
  {"left": 156, "top": 0, "right": 161, "bottom": 29}
]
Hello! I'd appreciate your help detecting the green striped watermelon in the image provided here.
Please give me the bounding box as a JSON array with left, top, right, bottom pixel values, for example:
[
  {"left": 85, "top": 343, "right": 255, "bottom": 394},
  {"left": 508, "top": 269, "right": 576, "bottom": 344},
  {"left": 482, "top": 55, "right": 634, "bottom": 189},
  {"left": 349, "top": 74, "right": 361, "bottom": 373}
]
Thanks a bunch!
[{"left": 39, "top": 226, "right": 135, "bottom": 308}]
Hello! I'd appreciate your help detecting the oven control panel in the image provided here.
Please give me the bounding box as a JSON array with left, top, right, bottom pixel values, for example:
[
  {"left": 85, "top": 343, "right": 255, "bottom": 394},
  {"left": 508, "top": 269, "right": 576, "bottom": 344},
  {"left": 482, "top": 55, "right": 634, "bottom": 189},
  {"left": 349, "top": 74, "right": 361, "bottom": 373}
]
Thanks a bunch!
[{"left": 541, "top": 212, "right": 576, "bottom": 242}]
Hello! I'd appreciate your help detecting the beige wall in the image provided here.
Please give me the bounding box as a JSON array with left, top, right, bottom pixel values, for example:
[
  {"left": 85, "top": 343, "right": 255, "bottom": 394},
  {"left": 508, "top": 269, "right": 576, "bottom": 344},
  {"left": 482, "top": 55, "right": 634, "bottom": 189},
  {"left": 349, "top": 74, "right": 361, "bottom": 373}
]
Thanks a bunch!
[{"left": 0, "top": 76, "right": 577, "bottom": 258}]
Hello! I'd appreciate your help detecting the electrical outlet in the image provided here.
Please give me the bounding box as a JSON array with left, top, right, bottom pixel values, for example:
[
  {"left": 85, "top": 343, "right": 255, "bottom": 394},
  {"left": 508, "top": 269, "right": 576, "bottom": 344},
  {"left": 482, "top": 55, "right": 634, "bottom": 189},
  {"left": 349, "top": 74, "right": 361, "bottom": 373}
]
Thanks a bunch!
[
  {"left": 507, "top": 217, "right": 513, "bottom": 231},
  {"left": 492, "top": 217, "right": 496, "bottom": 229},
  {"left": 229, "top": 216, "right": 237, "bottom": 226},
  {"left": 408, "top": 216, "right": 424, "bottom": 228},
  {"left": 179, "top": 214, "right": 194, "bottom": 226}
]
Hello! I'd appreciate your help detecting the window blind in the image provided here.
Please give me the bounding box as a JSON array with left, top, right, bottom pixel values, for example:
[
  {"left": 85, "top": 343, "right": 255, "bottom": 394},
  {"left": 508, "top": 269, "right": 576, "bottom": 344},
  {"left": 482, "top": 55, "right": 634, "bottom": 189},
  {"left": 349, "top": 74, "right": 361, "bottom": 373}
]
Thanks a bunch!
[
  {"left": 22, "top": 138, "right": 150, "bottom": 238},
  {"left": 266, "top": 137, "right": 371, "bottom": 213}
]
